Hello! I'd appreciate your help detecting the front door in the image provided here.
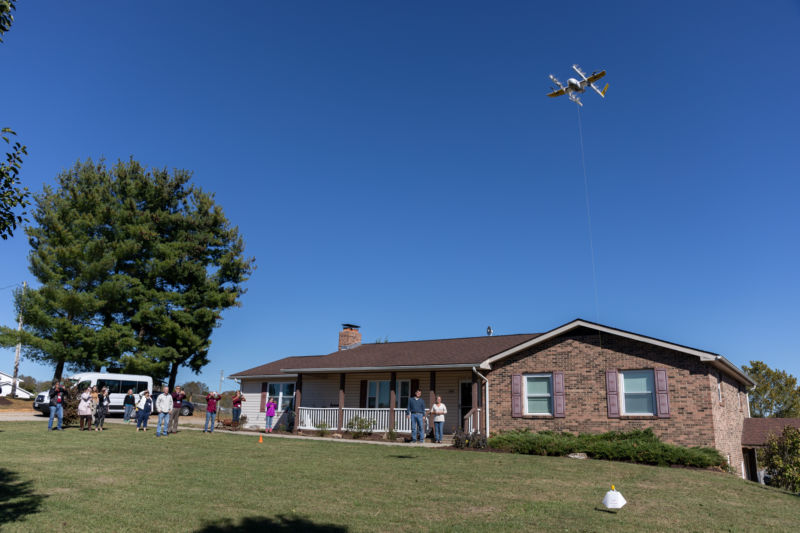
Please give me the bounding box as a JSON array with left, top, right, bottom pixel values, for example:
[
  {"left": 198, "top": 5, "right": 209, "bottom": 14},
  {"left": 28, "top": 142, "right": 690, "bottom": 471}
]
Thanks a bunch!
[{"left": 459, "top": 381, "right": 472, "bottom": 429}]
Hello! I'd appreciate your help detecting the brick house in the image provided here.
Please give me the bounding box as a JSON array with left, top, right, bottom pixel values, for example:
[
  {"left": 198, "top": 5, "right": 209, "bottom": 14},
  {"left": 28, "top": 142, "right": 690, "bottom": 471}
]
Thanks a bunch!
[{"left": 230, "top": 319, "right": 756, "bottom": 478}]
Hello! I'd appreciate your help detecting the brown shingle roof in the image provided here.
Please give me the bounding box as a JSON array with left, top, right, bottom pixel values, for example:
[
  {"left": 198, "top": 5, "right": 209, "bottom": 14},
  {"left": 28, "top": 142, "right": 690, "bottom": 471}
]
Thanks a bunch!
[
  {"left": 741, "top": 418, "right": 800, "bottom": 447},
  {"left": 230, "top": 355, "right": 328, "bottom": 378},
  {"left": 280, "top": 333, "right": 540, "bottom": 371},
  {"left": 231, "top": 333, "right": 540, "bottom": 377}
]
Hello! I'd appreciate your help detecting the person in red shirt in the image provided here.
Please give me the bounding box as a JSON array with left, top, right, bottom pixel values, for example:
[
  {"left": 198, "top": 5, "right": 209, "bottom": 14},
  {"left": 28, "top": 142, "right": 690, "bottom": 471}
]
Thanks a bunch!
[
  {"left": 168, "top": 386, "right": 187, "bottom": 434},
  {"left": 203, "top": 391, "right": 222, "bottom": 433},
  {"left": 232, "top": 391, "right": 245, "bottom": 426}
]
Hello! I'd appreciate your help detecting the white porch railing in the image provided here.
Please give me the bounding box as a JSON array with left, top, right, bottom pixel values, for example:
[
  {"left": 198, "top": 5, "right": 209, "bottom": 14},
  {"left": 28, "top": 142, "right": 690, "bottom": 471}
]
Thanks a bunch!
[
  {"left": 297, "top": 407, "right": 430, "bottom": 433},
  {"left": 465, "top": 408, "right": 481, "bottom": 433},
  {"left": 297, "top": 407, "right": 339, "bottom": 430}
]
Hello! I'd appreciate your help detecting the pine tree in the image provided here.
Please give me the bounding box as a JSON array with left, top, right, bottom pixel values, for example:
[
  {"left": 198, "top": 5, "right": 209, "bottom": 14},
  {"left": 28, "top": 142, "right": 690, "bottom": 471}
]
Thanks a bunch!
[
  {"left": 0, "top": 158, "right": 254, "bottom": 383},
  {"left": 1, "top": 161, "right": 137, "bottom": 378}
]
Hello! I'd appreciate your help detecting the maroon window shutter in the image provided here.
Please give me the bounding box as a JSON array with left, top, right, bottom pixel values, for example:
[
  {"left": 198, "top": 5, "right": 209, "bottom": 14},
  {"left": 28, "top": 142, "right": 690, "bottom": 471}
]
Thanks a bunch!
[
  {"left": 260, "top": 383, "right": 267, "bottom": 413},
  {"left": 606, "top": 369, "right": 620, "bottom": 418},
  {"left": 553, "top": 371, "right": 565, "bottom": 418},
  {"left": 359, "top": 380, "right": 367, "bottom": 408},
  {"left": 511, "top": 374, "right": 522, "bottom": 418},
  {"left": 654, "top": 368, "right": 670, "bottom": 418}
]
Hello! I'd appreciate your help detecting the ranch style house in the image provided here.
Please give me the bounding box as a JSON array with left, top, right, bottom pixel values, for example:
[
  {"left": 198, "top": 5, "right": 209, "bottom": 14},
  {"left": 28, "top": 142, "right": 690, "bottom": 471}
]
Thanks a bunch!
[{"left": 230, "top": 319, "right": 758, "bottom": 480}]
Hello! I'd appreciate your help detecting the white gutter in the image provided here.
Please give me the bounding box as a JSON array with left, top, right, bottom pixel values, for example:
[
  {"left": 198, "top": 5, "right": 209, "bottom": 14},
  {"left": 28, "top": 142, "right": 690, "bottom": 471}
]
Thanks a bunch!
[{"left": 472, "top": 367, "right": 489, "bottom": 436}]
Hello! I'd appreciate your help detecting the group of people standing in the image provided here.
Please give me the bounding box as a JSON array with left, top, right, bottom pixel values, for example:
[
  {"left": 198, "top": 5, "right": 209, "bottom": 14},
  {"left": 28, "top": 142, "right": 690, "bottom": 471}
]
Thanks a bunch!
[
  {"left": 76, "top": 384, "right": 111, "bottom": 431},
  {"left": 45, "top": 381, "right": 113, "bottom": 432},
  {"left": 406, "top": 389, "right": 448, "bottom": 444},
  {"left": 131, "top": 385, "right": 187, "bottom": 437}
]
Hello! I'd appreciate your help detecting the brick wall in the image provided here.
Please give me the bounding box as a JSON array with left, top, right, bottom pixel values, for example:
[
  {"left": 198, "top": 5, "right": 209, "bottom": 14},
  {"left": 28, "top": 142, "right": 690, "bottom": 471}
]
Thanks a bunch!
[
  {"left": 710, "top": 369, "right": 748, "bottom": 476},
  {"left": 488, "top": 331, "right": 720, "bottom": 451}
]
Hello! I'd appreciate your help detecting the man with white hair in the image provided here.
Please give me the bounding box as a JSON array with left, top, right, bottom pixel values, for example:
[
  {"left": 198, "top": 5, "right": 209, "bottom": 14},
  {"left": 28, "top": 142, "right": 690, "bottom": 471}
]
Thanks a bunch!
[
  {"left": 155, "top": 385, "right": 173, "bottom": 437},
  {"left": 203, "top": 391, "right": 222, "bottom": 433}
]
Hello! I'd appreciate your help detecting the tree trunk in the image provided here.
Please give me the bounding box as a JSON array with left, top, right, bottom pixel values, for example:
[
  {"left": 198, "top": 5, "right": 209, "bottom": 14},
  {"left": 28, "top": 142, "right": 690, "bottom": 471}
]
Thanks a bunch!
[
  {"left": 53, "top": 360, "right": 65, "bottom": 382},
  {"left": 168, "top": 362, "right": 179, "bottom": 391}
]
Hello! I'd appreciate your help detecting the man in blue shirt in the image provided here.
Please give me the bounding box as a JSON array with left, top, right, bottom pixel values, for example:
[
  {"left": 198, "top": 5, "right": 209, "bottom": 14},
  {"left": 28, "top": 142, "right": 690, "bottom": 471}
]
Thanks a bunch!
[{"left": 405, "top": 389, "right": 427, "bottom": 443}]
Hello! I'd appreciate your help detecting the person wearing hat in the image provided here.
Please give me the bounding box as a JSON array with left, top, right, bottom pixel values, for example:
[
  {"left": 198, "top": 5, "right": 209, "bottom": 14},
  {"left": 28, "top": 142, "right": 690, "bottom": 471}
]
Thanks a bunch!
[{"left": 136, "top": 391, "right": 153, "bottom": 431}]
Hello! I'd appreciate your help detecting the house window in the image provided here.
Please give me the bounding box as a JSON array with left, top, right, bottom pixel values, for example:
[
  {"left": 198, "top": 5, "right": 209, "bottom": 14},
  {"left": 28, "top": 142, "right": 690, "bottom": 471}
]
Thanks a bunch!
[
  {"left": 620, "top": 370, "right": 655, "bottom": 415},
  {"left": 367, "top": 380, "right": 410, "bottom": 408},
  {"left": 524, "top": 374, "right": 552, "bottom": 415},
  {"left": 267, "top": 382, "right": 295, "bottom": 411}
]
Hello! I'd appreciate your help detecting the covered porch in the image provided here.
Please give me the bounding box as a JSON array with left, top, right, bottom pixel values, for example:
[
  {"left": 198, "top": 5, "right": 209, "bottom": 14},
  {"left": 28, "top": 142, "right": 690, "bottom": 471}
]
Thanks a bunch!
[{"left": 291, "top": 369, "right": 487, "bottom": 435}]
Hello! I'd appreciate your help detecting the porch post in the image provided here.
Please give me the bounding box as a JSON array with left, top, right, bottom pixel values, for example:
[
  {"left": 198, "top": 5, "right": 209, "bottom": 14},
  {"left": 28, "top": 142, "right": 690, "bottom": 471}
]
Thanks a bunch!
[
  {"left": 338, "top": 373, "right": 345, "bottom": 431},
  {"left": 389, "top": 372, "right": 397, "bottom": 431},
  {"left": 293, "top": 373, "right": 303, "bottom": 434},
  {"left": 472, "top": 374, "right": 479, "bottom": 433},
  {"left": 429, "top": 371, "right": 436, "bottom": 430}
]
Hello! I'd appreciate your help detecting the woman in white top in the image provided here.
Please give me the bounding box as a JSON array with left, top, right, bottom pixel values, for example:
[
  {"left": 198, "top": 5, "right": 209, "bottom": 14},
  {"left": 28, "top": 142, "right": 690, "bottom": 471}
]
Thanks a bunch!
[
  {"left": 431, "top": 396, "right": 447, "bottom": 443},
  {"left": 77, "top": 388, "right": 93, "bottom": 431}
]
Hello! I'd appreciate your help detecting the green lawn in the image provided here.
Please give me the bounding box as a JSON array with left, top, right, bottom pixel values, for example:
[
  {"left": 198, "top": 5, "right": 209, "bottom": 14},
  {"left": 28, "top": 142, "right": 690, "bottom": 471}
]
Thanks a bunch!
[{"left": 1, "top": 422, "right": 797, "bottom": 532}]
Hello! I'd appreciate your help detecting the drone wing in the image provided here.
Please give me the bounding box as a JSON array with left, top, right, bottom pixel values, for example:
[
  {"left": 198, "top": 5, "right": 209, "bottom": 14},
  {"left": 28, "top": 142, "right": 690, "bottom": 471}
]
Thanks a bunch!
[
  {"left": 547, "top": 74, "right": 567, "bottom": 97},
  {"left": 584, "top": 70, "right": 606, "bottom": 85}
]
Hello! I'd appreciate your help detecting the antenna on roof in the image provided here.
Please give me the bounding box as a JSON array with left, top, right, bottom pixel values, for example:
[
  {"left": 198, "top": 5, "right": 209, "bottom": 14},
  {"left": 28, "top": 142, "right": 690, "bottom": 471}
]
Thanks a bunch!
[{"left": 487, "top": 326, "right": 493, "bottom": 336}]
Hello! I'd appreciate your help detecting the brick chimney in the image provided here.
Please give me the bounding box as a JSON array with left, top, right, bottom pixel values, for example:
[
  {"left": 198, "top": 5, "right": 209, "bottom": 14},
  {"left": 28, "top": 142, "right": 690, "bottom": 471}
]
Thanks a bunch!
[{"left": 339, "top": 324, "right": 362, "bottom": 351}]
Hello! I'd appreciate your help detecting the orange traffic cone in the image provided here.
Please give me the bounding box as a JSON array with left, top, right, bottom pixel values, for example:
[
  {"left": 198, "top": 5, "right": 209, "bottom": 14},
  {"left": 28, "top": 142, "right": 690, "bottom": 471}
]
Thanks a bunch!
[{"left": 258, "top": 435, "right": 263, "bottom": 444}]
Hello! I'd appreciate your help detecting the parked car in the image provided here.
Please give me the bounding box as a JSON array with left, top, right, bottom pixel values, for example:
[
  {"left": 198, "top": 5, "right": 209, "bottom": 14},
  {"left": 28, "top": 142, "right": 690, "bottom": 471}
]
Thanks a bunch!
[
  {"left": 33, "top": 373, "right": 154, "bottom": 415},
  {"left": 148, "top": 398, "right": 194, "bottom": 417}
]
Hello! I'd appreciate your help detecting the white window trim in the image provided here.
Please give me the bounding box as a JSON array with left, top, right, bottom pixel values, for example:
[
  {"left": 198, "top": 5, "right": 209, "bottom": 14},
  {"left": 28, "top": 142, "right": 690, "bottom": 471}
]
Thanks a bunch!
[
  {"left": 267, "top": 382, "right": 295, "bottom": 411},
  {"left": 367, "top": 379, "right": 410, "bottom": 409},
  {"left": 523, "top": 373, "right": 553, "bottom": 416},
  {"left": 619, "top": 369, "right": 656, "bottom": 416}
]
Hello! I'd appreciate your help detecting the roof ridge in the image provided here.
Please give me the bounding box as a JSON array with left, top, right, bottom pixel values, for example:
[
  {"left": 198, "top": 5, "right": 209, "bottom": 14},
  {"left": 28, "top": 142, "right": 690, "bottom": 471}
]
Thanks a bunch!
[{"left": 351, "top": 332, "right": 540, "bottom": 347}]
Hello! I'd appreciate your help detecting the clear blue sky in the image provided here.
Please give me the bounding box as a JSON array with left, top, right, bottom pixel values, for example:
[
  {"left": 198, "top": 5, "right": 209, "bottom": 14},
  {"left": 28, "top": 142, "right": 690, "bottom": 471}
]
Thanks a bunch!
[{"left": 1, "top": 1, "right": 798, "bottom": 390}]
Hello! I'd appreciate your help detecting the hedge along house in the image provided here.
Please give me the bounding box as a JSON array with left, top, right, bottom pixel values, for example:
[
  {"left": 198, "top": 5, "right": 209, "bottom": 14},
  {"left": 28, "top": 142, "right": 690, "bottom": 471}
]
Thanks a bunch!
[{"left": 230, "top": 319, "right": 756, "bottom": 478}]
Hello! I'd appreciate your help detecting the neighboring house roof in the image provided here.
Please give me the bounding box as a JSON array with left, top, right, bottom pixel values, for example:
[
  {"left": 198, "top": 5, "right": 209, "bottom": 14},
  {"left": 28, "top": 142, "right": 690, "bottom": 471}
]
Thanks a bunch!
[
  {"left": 479, "top": 319, "right": 755, "bottom": 387},
  {"left": 231, "top": 318, "right": 753, "bottom": 387},
  {"left": 741, "top": 418, "right": 800, "bottom": 447}
]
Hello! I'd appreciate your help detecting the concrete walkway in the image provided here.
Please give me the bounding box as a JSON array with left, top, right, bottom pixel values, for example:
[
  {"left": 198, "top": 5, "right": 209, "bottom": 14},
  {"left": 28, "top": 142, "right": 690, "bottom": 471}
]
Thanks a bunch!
[{"left": 0, "top": 410, "right": 451, "bottom": 448}]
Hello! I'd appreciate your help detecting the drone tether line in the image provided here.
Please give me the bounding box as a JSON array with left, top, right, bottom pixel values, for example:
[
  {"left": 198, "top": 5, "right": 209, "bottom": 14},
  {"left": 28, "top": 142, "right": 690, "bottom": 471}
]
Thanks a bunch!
[
  {"left": 575, "top": 104, "right": 616, "bottom": 496},
  {"left": 576, "top": 105, "right": 600, "bottom": 323}
]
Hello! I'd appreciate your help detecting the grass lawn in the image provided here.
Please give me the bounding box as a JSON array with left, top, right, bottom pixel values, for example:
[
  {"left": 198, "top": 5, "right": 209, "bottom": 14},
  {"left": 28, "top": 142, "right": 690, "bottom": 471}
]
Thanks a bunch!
[{"left": 1, "top": 422, "right": 797, "bottom": 532}]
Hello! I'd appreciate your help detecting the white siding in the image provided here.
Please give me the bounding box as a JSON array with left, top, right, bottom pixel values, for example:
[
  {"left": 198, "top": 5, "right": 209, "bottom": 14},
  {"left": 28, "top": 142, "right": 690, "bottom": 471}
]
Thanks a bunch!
[
  {"left": 301, "top": 374, "right": 340, "bottom": 408},
  {"left": 239, "top": 378, "right": 295, "bottom": 430}
]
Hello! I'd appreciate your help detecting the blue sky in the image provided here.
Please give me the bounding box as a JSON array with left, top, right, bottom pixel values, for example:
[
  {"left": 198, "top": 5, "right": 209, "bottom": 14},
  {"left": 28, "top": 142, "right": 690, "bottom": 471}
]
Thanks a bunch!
[{"left": 1, "top": 1, "right": 798, "bottom": 390}]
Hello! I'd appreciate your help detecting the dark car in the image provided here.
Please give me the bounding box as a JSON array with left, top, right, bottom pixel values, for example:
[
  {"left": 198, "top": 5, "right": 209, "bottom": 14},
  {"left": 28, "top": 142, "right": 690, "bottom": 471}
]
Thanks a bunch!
[{"left": 148, "top": 399, "right": 194, "bottom": 417}]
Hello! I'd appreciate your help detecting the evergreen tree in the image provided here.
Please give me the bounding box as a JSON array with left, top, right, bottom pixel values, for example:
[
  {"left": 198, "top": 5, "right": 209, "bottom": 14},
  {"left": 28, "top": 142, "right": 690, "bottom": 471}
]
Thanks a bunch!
[
  {"left": 0, "top": 159, "right": 254, "bottom": 383},
  {"left": 0, "top": 161, "right": 138, "bottom": 378}
]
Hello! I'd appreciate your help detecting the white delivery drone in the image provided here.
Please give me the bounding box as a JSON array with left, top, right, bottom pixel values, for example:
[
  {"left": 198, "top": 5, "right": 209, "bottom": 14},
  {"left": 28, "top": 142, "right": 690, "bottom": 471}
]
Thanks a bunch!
[{"left": 547, "top": 64, "right": 608, "bottom": 106}]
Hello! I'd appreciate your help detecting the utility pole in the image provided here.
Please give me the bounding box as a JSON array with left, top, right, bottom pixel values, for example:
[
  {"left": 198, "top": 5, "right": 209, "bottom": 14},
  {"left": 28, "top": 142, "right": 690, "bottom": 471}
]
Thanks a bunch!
[
  {"left": 219, "top": 369, "right": 223, "bottom": 394},
  {"left": 10, "top": 281, "right": 26, "bottom": 399}
]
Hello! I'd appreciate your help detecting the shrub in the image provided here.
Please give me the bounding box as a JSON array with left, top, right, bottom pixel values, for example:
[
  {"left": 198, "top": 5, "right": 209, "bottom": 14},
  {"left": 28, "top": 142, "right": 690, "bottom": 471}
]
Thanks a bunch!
[
  {"left": 386, "top": 429, "right": 398, "bottom": 441},
  {"left": 488, "top": 428, "right": 726, "bottom": 469},
  {"left": 453, "top": 430, "right": 488, "bottom": 449},
  {"left": 762, "top": 426, "right": 800, "bottom": 493},
  {"left": 315, "top": 421, "right": 331, "bottom": 437},
  {"left": 345, "top": 416, "right": 374, "bottom": 439}
]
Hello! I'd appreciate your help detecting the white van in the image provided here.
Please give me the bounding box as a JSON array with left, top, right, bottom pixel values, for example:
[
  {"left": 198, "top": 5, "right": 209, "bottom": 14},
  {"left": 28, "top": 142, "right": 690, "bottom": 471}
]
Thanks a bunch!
[{"left": 33, "top": 373, "right": 153, "bottom": 415}]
